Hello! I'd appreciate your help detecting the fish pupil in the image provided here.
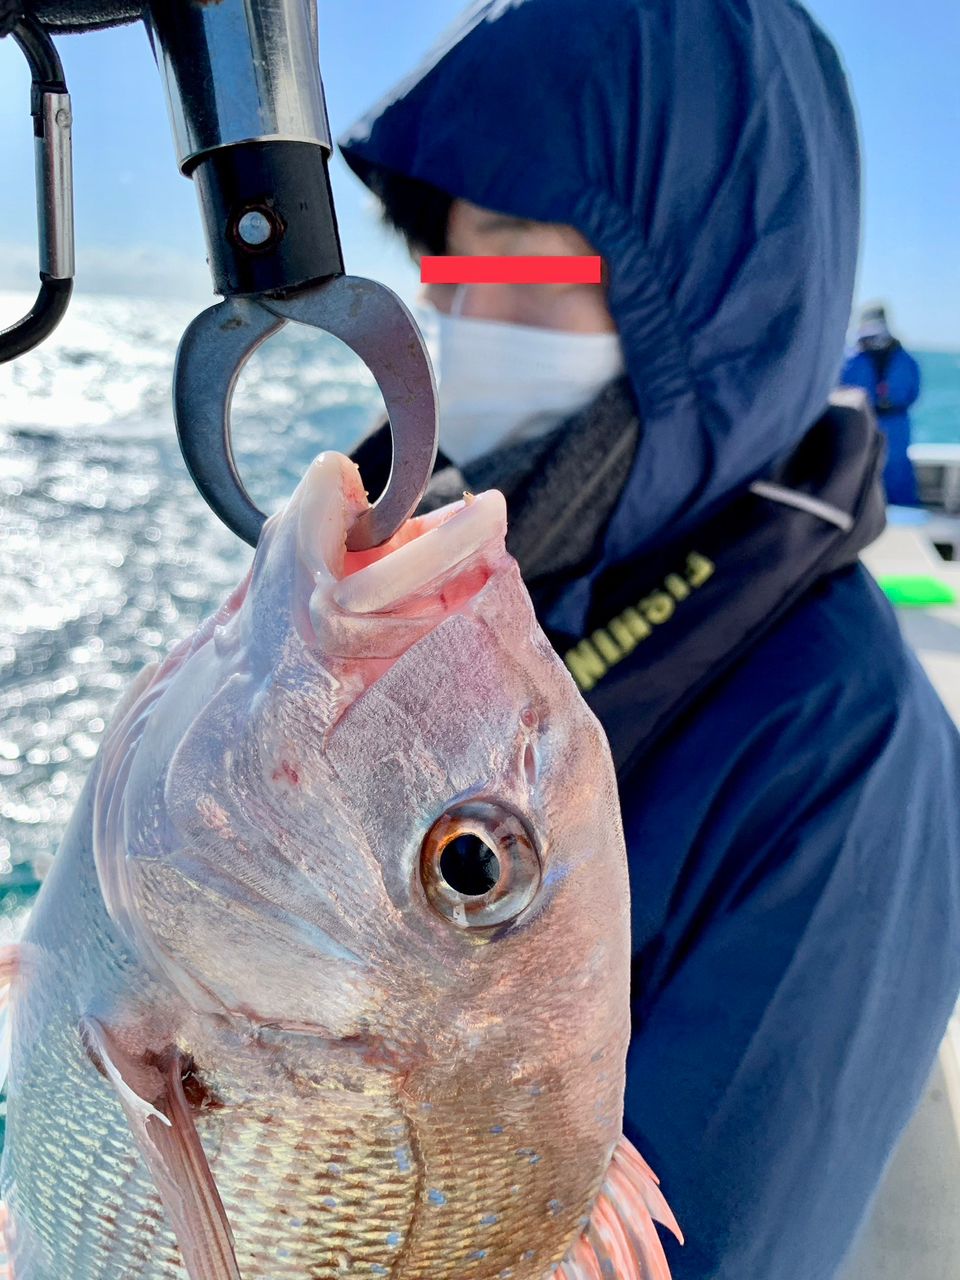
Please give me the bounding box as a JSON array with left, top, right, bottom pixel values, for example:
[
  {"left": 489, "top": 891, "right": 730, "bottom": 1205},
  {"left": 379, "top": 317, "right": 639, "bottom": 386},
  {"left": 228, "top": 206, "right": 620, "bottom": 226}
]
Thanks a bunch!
[{"left": 439, "top": 835, "right": 501, "bottom": 897}]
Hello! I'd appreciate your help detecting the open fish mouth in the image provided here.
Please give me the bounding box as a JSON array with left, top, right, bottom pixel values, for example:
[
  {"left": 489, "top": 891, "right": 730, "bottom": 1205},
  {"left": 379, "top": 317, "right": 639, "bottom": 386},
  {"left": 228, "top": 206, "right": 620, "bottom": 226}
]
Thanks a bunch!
[
  {"left": 284, "top": 451, "right": 511, "bottom": 664},
  {"left": 98, "top": 453, "right": 510, "bottom": 721}
]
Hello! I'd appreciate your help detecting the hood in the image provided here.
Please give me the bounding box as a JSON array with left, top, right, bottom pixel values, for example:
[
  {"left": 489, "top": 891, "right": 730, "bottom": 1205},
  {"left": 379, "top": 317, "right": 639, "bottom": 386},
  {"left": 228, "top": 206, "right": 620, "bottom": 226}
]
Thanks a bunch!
[{"left": 340, "top": 0, "right": 861, "bottom": 603}]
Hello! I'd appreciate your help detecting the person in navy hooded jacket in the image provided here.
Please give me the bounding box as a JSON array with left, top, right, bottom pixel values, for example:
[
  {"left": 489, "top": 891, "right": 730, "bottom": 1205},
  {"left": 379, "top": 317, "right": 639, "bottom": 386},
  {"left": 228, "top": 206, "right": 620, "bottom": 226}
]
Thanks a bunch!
[
  {"left": 340, "top": 2, "right": 960, "bottom": 1277},
  {"left": 842, "top": 304, "right": 923, "bottom": 506}
]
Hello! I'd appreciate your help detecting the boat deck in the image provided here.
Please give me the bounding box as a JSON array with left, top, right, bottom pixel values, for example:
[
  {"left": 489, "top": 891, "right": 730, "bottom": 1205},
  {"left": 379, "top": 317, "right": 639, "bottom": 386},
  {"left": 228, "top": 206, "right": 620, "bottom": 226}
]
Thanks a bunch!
[{"left": 841, "top": 511, "right": 960, "bottom": 1279}]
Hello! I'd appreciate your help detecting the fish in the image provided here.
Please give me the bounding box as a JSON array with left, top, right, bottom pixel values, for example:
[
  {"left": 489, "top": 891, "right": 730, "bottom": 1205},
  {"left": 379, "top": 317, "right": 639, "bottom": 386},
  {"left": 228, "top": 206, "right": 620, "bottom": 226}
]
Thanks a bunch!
[{"left": 0, "top": 452, "right": 681, "bottom": 1280}]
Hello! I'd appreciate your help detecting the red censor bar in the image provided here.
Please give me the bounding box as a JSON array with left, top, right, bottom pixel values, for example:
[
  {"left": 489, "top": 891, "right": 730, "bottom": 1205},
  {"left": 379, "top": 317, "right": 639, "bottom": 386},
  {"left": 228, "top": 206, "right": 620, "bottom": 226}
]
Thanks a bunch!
[{"left": 421, "top": 255, "right": 603, "bottom": 286}]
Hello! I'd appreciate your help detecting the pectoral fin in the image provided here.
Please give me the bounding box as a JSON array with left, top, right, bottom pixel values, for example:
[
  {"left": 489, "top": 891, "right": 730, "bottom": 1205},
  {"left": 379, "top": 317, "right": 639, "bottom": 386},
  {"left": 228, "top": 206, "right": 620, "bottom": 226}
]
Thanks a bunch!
[
  {"left": 81, "top": 1018, "right": 241, "bottom": 1280},
  {"left": 555, "top": 1135, "right": 682, "bottom": 1280}
]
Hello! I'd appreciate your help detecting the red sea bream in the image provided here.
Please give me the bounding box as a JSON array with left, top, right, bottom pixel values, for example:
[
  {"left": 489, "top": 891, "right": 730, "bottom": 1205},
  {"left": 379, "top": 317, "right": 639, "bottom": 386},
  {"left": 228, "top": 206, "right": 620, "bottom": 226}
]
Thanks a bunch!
[{"left": 0, "top": 453, "right": 680, "bottom": 1279}]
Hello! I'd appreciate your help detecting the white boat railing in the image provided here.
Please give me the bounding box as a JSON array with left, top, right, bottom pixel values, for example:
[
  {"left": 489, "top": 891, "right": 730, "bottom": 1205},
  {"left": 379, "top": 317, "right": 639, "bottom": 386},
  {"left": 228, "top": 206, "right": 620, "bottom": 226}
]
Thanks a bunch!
[{"left": 909, "top": 443, "right": 960, "bottom": 514}]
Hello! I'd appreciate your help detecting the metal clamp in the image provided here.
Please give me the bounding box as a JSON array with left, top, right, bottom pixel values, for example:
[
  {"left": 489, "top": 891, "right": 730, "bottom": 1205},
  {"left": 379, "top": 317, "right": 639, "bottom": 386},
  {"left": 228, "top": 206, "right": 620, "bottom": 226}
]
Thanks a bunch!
[
  {"left": 149, "top": 0, "right": 439, "bottom": 551},
  {"left": 173, "top": 275, "right": 439, "bottom": 552},
  {"left": 0, "top": 9, "right": 75, "bottom": 363}
]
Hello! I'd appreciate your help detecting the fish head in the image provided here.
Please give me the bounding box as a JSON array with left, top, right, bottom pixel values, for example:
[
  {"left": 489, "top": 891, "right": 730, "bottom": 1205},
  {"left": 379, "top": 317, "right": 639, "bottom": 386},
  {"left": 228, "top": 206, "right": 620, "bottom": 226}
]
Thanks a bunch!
[
  {"left": 101, "top": 451, "right": 628, "bottom": 1050},
  {"left": 94, "top": 452, "right": 634, "bottom": 1271}
]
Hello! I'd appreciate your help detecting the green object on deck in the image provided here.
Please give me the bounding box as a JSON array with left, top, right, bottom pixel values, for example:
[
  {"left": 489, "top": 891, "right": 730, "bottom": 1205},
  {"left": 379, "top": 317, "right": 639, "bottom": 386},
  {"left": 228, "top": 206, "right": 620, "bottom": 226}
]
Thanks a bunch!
[{"left": 878, "top": 575, "right": 958, "bottom": 608}]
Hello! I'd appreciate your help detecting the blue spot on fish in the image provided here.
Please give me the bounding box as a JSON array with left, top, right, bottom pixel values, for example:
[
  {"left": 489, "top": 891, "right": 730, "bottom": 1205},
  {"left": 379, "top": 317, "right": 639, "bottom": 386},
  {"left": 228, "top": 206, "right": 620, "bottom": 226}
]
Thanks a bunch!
[
  {"left": 327, "top": 1162, "right": 342, "bottom": 1177},
  {"left": 548, "top": 1199, "right": 562, "bottom": 1216},
  {"left": 522, "top": 1250, "right": 536, "bottom": 1261},
  {"left": 490, "top": 1125, "right": 504, "bottom": 1134},
  {"left": 386, "top": 1232, "right": 401, "bottom": 1247},
  {"left": 322, "top": 1196, "right": 337, "bottom": 1209},
  {"left": 542, "top": 864, "right": 568, "bottom": 889},
  {"left": 395, "top": 1145, "right": 412, "bottom": 1173},
  {"left": 427, "top": 1189, "right": 447, "bottom": 1207},
  {"left": 372, "top": 1267, "right": 388, "bottom": 1276},
  {"left": 480, "top": 1213, "right": 498, "bottom": 1227},
  {"left": 468, "top": 1250, "right": 488, "bottom": 1262}
]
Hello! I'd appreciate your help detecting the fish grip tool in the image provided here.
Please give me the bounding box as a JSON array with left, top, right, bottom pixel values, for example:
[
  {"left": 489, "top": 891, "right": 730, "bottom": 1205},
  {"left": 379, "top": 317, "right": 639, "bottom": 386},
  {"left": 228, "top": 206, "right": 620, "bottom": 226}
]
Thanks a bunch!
[
  {"left": 0, "top": 4, "right": 75, "bottom": 363},
  {"left": 146, "top": 0, "right": 438, "bottom": 552}
]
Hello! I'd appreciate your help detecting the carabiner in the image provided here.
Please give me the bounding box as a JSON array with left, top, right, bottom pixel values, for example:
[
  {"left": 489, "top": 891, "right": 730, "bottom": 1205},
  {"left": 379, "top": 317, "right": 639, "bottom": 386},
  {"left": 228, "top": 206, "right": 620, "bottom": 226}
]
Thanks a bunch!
[{"left": 0, "top": 9, "right": 75, "bottom": 364}]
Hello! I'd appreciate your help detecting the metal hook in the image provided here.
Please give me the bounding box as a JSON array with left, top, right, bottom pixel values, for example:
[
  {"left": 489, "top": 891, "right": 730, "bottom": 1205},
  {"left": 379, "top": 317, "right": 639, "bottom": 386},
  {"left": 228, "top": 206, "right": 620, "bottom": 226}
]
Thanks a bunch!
[
  {"left": 174, "top": 275, "right": 439, "bottom": 552},
  {"left": 0, "top": 10, "right": 75, "bottom": 363}
]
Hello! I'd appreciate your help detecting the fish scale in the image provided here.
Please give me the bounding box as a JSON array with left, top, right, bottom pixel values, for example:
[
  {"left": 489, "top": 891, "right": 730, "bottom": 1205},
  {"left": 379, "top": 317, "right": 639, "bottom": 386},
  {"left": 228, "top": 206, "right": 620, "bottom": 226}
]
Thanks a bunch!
[
  {"left": 390, "top": 1054, "right": 624, "bottom": 1279},
  {"left": 7, "top": 1025, "right": 181, "bottom": 1276},
  {"left": 9, "top": 997, "right": 423, "bottom": 1276}
]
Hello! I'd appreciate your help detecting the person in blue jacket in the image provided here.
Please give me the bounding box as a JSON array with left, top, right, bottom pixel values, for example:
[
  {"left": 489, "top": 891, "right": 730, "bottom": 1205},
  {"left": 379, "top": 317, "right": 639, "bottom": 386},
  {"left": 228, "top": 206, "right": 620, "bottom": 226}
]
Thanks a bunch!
[
  {"left": 842, "top": 304, "right": 923, "bottom": 505},
  {"left": 340, "top": 2, "right": 960, "bottom": 1277}
]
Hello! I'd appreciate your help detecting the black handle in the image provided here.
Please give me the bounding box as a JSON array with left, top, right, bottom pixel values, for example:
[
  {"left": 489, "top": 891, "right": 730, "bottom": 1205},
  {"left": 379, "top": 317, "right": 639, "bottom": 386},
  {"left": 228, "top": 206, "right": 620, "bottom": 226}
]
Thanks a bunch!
[{"left": 192, "top": 141, "right": 345, "bottom": 298}]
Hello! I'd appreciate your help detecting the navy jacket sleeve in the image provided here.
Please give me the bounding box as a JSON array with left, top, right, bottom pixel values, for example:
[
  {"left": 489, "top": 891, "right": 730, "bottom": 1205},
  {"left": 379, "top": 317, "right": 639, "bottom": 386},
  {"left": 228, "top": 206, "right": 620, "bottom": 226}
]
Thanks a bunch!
[
  {"left": 889, "top": 349, "right": 922, "bottom": 411},
  {"left": 619, "top": 567, "right": 960, "bottom": 1280}
]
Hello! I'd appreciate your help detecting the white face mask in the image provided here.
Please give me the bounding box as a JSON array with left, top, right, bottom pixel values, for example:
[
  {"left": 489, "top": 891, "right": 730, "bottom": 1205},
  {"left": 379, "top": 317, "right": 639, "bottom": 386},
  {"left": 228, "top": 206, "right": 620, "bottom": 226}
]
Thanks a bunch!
[{"left": 416, "top": 288, "right": 626, "bottom": 468}]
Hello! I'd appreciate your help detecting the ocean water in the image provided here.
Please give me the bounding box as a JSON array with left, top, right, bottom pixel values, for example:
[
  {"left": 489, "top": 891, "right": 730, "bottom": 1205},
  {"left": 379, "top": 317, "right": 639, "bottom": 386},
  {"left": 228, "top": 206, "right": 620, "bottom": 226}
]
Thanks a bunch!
[
  {"left": 1, "top": 291, "right": 959, "bottom": 936},
  {"left": 910, "top": 350, "right": 960, "bottom": 444}
]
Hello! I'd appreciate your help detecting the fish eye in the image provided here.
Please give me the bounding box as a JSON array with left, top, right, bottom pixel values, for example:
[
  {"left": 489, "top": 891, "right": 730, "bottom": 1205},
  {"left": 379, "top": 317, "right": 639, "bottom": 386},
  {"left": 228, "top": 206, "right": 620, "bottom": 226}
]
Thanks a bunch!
[{"left": 420, "top": 801, "right": 542, "bottom": 930}]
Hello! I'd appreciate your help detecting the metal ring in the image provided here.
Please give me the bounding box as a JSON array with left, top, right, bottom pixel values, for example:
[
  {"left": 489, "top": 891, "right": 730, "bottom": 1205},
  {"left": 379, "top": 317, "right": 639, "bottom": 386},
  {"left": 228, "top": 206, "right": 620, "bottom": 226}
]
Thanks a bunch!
[
  {"left": 173, "top": 296, "right": 284, "bottom": 547},
  {"left": 173, "top": 277, "right": 438, "bottom": 550}
]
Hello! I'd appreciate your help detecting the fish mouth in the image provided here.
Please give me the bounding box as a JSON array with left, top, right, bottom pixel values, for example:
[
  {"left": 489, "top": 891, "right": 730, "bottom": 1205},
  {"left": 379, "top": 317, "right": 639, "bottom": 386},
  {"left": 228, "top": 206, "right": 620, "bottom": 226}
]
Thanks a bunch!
[{"left": 288, "top": 452, "right": 509, "bottom": 647}]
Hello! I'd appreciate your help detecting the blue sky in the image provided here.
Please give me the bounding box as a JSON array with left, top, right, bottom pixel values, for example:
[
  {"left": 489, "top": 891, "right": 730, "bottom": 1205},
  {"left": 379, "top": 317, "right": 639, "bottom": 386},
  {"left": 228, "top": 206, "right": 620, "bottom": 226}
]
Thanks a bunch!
[{"left": 1, "top": 0, "right": 957, "bottom": 347}]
